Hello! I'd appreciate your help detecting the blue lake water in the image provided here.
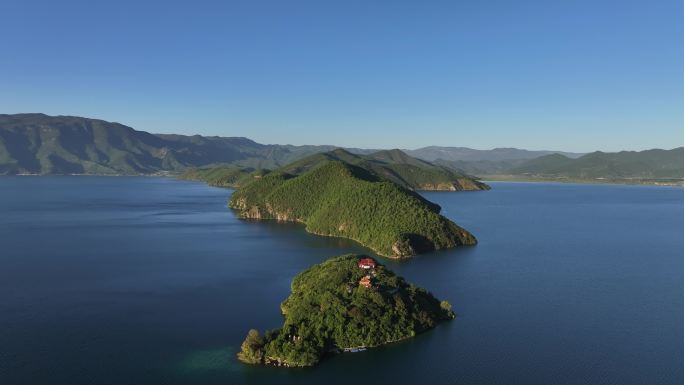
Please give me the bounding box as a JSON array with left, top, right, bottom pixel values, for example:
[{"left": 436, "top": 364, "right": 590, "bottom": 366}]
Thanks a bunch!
[{"left": 1, "top": 177, "right": 683, "bottom": 385}]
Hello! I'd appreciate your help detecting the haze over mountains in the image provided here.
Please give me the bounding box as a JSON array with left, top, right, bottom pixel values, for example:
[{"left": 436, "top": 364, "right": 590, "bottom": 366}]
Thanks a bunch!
[{"left": 1, "top": 113, "right": 683, "bottom": 180}]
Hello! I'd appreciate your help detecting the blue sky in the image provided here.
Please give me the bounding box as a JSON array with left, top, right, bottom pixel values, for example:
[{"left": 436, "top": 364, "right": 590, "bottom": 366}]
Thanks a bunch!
[{"left": 2, "top": 0, "right": 682, "bottom": 151}]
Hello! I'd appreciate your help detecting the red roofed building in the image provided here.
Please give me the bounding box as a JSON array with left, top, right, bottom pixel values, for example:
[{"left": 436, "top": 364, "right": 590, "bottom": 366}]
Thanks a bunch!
[{"left": 358, "top": 258, "right": 376, "bottom": 269}]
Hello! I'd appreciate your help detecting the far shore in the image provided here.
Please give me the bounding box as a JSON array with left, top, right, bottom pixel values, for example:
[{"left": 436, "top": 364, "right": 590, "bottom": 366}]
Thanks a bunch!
[
  {"left": 3, "top": 173, "right": 684, "bottom": 188},
  {"left": 481, "top": 174, "right": 684, "bottom": 187}
]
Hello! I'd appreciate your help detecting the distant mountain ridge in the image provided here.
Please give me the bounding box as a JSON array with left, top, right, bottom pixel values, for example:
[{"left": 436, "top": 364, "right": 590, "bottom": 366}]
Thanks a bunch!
[
  {"left": 0, "top": 113, "right": 574, "bottom": 175},
  {"left": 2, "top": 113, "right": 682, "bottom": 180},
  {"left": 510, "top": 149, "right": 684, "bottom": 179},
  {"left": 404, "top": 146, "right": 584, "bottom": 162},
  {"left": 0, "top": 114, "right": 338, "bottom": 174}
]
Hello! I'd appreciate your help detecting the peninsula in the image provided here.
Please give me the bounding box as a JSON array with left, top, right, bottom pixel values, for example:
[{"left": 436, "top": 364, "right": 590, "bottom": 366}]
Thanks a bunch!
[
  {"left": 229, "top": 160, "right": 476, "bottom": 258},
  {"left": 238, "top": 255, "right": 455, "bottom": 367}
]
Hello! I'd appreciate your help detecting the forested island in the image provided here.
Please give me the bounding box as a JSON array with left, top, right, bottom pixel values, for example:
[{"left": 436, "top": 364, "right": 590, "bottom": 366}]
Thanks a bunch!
[
  {"left": 229, "top": 160, "right": 476, "bottom": 258},
  {"left": 238, "top": 255, "right": 455, "bottom": 367}
]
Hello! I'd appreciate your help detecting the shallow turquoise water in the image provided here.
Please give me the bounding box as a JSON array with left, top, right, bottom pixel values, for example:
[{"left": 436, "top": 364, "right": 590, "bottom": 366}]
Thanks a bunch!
[{"left": 1, "top": 177, "right": 683, "bottom": 384}]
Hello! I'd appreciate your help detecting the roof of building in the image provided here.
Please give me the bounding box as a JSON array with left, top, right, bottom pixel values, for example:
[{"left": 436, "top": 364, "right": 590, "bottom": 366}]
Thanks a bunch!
[
  {"left": 359, "top": 276, "right": 372, "bottom": 287},
  {"left": 358, "top": 258, "right": 376, "bottom": 268}
]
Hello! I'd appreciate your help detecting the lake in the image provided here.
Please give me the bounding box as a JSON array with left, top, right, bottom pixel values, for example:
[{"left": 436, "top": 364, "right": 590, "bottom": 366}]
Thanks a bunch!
[{"left": 1, "top": 177, "right": 683, "bottom": 385}]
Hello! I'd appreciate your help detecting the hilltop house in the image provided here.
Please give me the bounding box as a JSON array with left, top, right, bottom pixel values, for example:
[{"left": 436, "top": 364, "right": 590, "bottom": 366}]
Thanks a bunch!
[{"left": 358, "top": 258, "right": 376, "bottom": 269}]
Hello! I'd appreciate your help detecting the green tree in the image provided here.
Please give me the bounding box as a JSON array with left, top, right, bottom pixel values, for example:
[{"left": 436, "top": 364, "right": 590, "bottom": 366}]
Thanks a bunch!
[{"left": 237, "top": 329, "right": 265, "bottom": 364}]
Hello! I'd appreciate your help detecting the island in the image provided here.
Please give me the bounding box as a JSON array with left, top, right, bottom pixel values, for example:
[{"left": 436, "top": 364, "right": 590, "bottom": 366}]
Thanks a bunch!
[
  {"left": 229, "top": 160, "right": 476, "bottom": 258},
  {"left": 238, "top": 255, "right": 455, "bottom": 367}
]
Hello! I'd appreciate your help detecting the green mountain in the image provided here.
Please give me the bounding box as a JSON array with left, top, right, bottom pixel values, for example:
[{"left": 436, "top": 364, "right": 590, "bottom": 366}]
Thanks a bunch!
[
  {"left": 229, "top": 161, "right": 476, "bottom": 257},
  {"left": 0, "top": 114, "right": 345, "bottom": 174},
  {"left": 274, "top": 148, "right": 490, "bottom": 191},
  {"left": 510, "top": 149, "right": 684, "bottom": 179},
  {"left": 8, "top": 113, "right": 679, "bottom": 182},
  {"left": 433, "top": 158, "right": 529, "bottom": 176},
  {"left": 0, "top": 113, "right": 578, "bottom": 179},
  {"left": 238, "top": 255, "right": 454, "bottom": 367}
]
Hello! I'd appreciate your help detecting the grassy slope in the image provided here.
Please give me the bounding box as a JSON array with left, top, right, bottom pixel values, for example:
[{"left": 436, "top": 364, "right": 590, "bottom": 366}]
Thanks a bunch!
[
  {"left": 238, "top": 255, "right": 454, "bottom": 367},
  {"left": 229, "top": 161, "right": 475, "bottom": 257}
]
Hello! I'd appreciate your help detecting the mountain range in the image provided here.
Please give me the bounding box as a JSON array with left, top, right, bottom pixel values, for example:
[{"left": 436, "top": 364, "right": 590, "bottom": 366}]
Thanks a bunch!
[
  {"left": 509, "top": 150, "right": 684, "bottom": 179},
  {"left": 1, "top": 113, "right": 682, "bottom": 180},
  {"left": 404, "top": 146, "right": 584, "bottom": 162},
  {"left": 0, "top": 113, "right": 333, "bottom": 174},
  {"left": 0, "top": 113, "right": 567, "bottom": 175}
]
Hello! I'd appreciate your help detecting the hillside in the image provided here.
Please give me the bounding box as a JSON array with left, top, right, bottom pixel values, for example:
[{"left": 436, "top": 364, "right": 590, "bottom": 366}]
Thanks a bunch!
[
  {"left": 510, "top": 148, "right": 684, "bottom": 179},
  {"left": 0, "top": 113, "right": 173, "bottom": 174},
  {"left": 6, "top": 113, "right": 679, "bottom": 182},
  {"left": 275, "top": 148, "right": 490, "bottom": 191},
  {"left": 238, "top": 255, "right": 454, "bottom": 367},
  {"left": 229, "top": 161, "right": 476, "bottom": 257},
  {"left": 0, "top": 113, "right": 580, "bottom": 177},
  {"left": 0, "top": 114, "right": 339, "bottom": 174}
]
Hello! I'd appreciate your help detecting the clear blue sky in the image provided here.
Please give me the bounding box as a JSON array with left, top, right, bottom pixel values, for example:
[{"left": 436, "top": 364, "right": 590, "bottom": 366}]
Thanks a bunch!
[{"left": 2, "top": 0, "right": 682, "bottom": 151}]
